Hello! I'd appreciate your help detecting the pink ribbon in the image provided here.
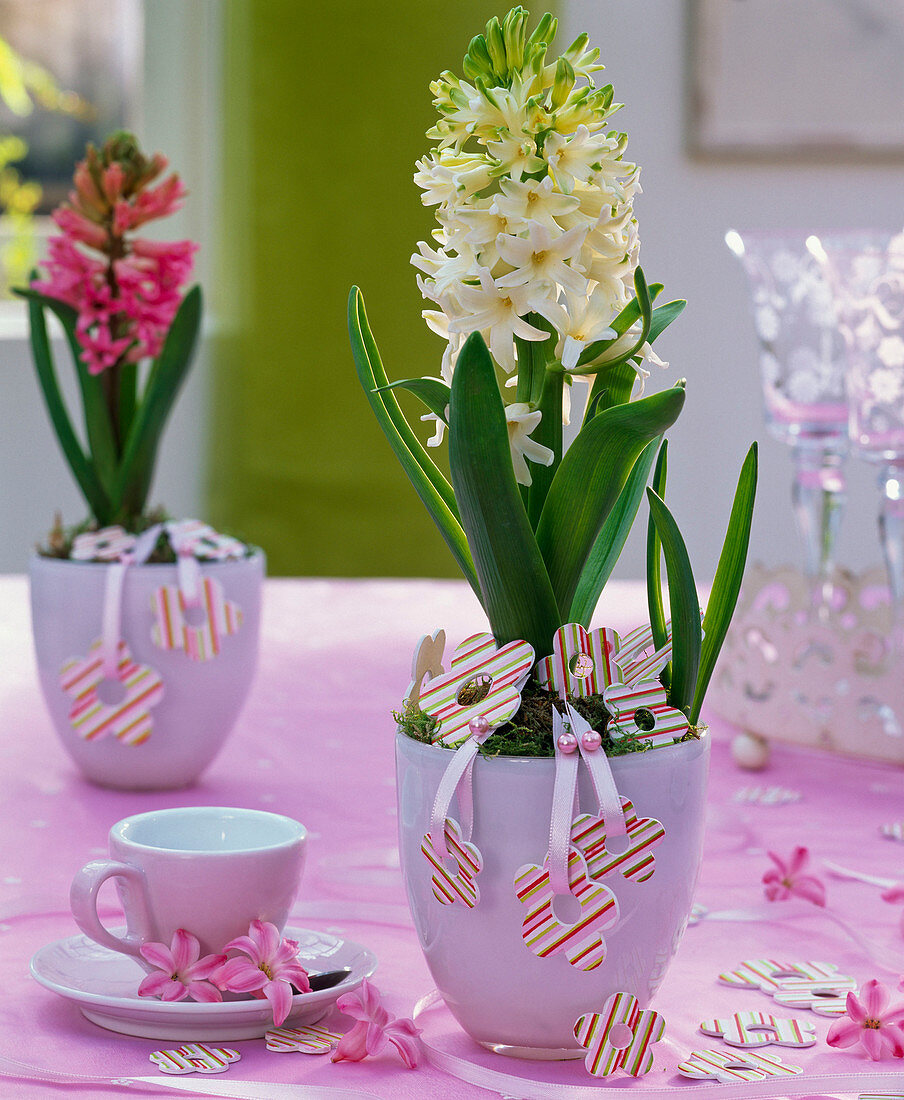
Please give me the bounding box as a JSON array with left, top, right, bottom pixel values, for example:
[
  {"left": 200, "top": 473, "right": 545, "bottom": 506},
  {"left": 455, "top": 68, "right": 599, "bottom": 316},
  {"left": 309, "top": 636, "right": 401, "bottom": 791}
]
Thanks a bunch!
[
  {"left": 99, "top": 524, "right": 164, "bottom": 678},
  {"left": 429, "top": 721, "right": 493, "bottom": 864},
  {"left": 548, "top": 707, "right": 581, "bottom": 896},
  {"left": 567, "top": 702, "right": 626, "bottom": 839}
]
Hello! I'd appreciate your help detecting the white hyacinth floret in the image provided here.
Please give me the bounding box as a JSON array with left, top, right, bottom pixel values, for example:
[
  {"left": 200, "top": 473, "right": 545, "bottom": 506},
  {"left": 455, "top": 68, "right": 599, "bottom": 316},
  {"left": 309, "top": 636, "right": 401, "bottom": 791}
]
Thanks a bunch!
[{"left": 411, "top": 7, "right": 665, "bottom": 480}]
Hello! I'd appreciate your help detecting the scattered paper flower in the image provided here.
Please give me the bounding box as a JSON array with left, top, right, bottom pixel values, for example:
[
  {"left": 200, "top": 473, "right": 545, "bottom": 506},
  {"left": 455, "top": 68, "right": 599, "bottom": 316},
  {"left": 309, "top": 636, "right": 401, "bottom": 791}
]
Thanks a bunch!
[
  {"left": 573, "top": 991, "right": 665, "bottom": 1077},
  {"left": 331, "top": 979, "right": 421, "bottom": 1068},
  {"left": 149, "top": 1044, "right": 240, "bottom": 1074},
  {"left": 213, "top": 920, "right": 310, "bottom": 1027},
  {"left": 137, "top": 929, "right": 225, "bottom": 1003},
  {"left": 70, "top": 525, "right": 136, "bottom": 562},
  {"left": 826, "top": 979, "right": 904, "bottom": 1061},
  {"left": 762, "top": 847, "right": 826, "bottom": 907}
]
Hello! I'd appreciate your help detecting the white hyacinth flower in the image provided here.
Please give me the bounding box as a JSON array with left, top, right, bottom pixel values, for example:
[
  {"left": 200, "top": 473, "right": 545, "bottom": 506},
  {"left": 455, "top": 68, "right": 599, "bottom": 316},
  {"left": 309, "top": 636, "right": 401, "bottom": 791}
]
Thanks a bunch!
[{"left": 505, "top": 403, "right": 554, "bottom": 486}]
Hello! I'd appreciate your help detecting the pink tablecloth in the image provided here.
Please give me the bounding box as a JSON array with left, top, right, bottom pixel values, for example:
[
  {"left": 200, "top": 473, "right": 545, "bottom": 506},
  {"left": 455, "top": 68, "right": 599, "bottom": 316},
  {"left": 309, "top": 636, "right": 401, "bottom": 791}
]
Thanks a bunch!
[{"left": 1, "top": 576, "right": 903, "bottom": 1099}]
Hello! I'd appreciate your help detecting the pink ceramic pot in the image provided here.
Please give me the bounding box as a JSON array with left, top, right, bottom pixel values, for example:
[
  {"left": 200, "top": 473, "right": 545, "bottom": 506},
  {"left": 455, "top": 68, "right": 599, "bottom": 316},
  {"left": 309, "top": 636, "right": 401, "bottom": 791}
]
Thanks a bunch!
[
  {"left": 396, "top": 731, "right": 710, "bottom": 1057},
  {"left": 30, "top": 551, "right": 264, "bottom": 790}
]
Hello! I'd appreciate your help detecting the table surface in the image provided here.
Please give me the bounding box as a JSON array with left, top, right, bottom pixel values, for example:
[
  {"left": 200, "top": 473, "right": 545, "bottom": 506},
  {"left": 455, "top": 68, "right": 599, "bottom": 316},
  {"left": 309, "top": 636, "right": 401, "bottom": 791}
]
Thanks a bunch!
[{"left": 1, "top": 575, "right": 903, "bottom": 1099}]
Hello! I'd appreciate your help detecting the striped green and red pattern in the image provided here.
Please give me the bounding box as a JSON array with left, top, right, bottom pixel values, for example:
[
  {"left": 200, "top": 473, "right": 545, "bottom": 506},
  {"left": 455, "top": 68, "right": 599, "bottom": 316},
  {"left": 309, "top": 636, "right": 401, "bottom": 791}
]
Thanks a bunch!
[
  {"left": 514, "top": 849, "right": 618, "bottom": 970},
  {"left": 418, "top": 633, "right": 534, "bottom": 748},
  {"left": 265, "top": 1024, "right": 341, "bottom": 1054},
  {"left": 573, "top": 800, "right": 666, "bottom": 883},
  {"left": 535, "top": 625, "right": 621, "bottom": 698},
  {"left": 151, "top": 577, "right": 243, "bottom": 662},
  {"left": 699, "top": 1010, "right": 816, "bottom": 1048},
  {"left": 421, "top": 817, "right": 482, "bottom": 907},
  {"left": 677, "top": 1049, "right": 802, "bottom": 1082},
  {"left": 148, "top": 1043, "right": 241, "bottom": 1074},
  {"left": 573, "top": 991, "right": 665, "bottom": 1077},
  {"left": 60, "top": 639, "right": 163, "bottom": 745}
]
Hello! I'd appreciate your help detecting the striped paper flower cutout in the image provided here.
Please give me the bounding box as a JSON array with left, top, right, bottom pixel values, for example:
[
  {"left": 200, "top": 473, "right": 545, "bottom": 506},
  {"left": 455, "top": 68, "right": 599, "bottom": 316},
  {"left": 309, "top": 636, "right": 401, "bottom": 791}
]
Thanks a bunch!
[
  {"left": 417, "top": 632, "right": 534, "bottom": 748},
  {"left": 60, "top": 639, "right": 164, "bottom": 745},
  {"left": 266, "top": 1024, "right": 342, "bottom": 1054},
  {"left": 514, "top": 848, "right": 619, "bottom": 970},
  {"left": 151, "top": 576, "right": 243, "bottom": 662},
  {"left": 70, "top": 525, "right": 136, "bottom": 562},
  {"left": 719, "top": 959, "right": 856, "bottom": 1016},
  {"left": 699, "top": 1010, "right": 817, "bottom": 1048},
  {"left": 604, "top": 677, "right": 689, "bottom": 747},
  {"left": 677, "top": 1050, "right": 802, "bottom": 1083},
  {"left": 573, "top": 991, "right": 665, "bottom": 1077},
  {"left": 422, "top": 817, "right": 483, "bottom": 907},
  {"left": 535, "top": 624, "right": 621, "bottom": 698},
  {"left": 149, "top": 1044, "right": 241, "bottom": 1075},
  {"left": 168, "top": 519, "right": 246, "bottom": 561},
  {"left": 572, "top": 798, "right": 666, "bottom": 883}
]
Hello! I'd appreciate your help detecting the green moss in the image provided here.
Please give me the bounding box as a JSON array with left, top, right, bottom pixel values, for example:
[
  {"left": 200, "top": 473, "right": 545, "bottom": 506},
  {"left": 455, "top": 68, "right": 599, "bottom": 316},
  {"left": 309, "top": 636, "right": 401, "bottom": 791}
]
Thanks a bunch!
[{"left": 398, "top": 679, "right": 669, "bottom": 757}]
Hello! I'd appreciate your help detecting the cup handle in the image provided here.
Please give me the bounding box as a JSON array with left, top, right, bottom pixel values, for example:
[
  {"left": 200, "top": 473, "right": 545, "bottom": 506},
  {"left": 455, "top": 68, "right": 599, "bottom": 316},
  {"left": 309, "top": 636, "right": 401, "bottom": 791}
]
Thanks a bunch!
[{"left": 69, "top": 860, "right": 153, "bottom": 959}]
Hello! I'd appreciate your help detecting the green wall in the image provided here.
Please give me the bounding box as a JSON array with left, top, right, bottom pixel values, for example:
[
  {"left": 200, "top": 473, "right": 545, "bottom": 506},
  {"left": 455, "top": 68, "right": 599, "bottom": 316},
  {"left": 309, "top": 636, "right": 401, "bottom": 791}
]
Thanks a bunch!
[{"left": 210, "top": 0, "right": 520, "bottom": 576}]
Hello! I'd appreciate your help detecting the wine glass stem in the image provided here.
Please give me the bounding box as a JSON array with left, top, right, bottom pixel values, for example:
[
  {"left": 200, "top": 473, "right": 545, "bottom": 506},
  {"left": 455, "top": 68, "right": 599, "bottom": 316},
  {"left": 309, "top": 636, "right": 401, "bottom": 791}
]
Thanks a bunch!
[
  {"left": 791, "top": 446, "right": 846, "bottom": 585},
  {"left": 878, "top": 462, "right": 904, "bottom": 632}
]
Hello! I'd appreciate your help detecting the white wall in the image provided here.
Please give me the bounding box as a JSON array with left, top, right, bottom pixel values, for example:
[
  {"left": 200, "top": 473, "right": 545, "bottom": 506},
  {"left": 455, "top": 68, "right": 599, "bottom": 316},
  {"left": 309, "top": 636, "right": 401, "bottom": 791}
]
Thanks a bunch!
[
  {"left": 0, "top": 0, "right": 218, "bottom": 572},
  {"left": 565, "top": 0, "right": 904, "bottom": 582}
]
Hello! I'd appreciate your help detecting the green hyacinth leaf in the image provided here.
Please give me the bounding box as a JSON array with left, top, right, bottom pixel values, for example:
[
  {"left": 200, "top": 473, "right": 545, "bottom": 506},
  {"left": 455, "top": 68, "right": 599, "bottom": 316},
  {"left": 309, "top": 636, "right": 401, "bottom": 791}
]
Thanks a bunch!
[
  {"left": 536, "top": 385, "right": 685, "bottom": 617},
  {"left": 448, "top": 329, "right": 560, "bottom": 654},
  {"left": 374, "top": 377, "right": 451, "bottom": 424},
  {"left": 689, "top": 442, "right": 758, "bottom": 725}
]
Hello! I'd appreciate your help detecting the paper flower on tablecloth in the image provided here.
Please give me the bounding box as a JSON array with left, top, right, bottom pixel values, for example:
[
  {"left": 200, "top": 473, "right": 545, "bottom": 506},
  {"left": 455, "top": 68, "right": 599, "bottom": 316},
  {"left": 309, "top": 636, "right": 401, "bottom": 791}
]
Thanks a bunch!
[
  {"left": 699, "top": 1010, "right": 816, "bottom": 1048},
  {"left": 149, "top": 1044, "right": 240, "bottom": 1075},
  {"left": 573, "top": 991, "right": 665, "bottom": 1077},
  {"left": 60, "top": 639, "right": 164, "bottom": 744},
  {"left": 266, "top": 1024, "right": 342, "bottom": 1054},
  {"left": 167, "top": 519, "right": 246, "bottom": 560},
  {"left": 151, "top": 576, "right": 243, "bottom": 661},
  {"left": 421, "top": 817, "right": 483, "bottom": 907},
  {"left": 514, "top": 848, "right": 619, "bottom": 970},
  {"left": 70, "top": 525, "right": 136, "bottom": 561},
  {"left": 213, "top": 920, "right": 310, "bottom": 1027},
  {"left": 331, "top": 979, "right": 421, "bottom": 1069},
  {"left": 881, "top": 883, "right": 904, "bottom": 939},
  {"left": 572, "top": 798, "right": 665, "bottom": 883},
  {"left": 762, "top": 846, "right": 826, "bottom": 907},
  {"left": 138, "top": 929, "right": 225, "bottom": 1003},
  {"left": 881, "top": 822, "right": 904, "bottom": 842},
  {"left": 827, "top": 979, "right": 904, "bottom": 1060},
  {"left": 677, "top": 1050, "right": 802, "bottom": 1083},
  {"left": 417, "top": 632, "right": 534, "bottom": 748},
  {"left": 719, "top": 960, "right": 856, "bottom": 1016}
]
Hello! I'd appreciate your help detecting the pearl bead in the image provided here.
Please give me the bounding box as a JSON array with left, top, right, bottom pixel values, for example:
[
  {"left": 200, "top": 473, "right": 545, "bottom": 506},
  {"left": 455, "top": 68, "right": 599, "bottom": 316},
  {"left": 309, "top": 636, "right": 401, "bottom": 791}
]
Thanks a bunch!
[
  {"left": 557, "top": 732, "right": 578, "bottom": 754},
  {"left": 468, "top": 715, "right": 490, "bottom": 737},
  {"left": 581, "top": 730, "right": 602, "bottom": 752},
  {"left": 731, "top": 731, "right": 770, "bottom": 770}
]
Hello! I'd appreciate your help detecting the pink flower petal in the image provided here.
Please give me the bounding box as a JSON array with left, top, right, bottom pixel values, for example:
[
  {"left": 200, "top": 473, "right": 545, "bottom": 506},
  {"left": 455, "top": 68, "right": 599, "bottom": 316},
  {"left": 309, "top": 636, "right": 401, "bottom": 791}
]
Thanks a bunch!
[
  {"left": 185, "top": 980, "right": 223, "bottom": 1003},
  {"left": 139, "top": 941, "right": 175, "bottom": 972},
  {"left": 332, "top": 1021, "right": 369, "bottom": 1063},
  {"left": 845, "top": 990, "right": 868, "bottom": 1024},
  {"left": 765, "top": 851, "right": 787, "bottom": 875},
  {"left": 249, "top": 919, "right": 281, "bottom": 960},
  {"left": 364, "top": 1020, "right": 388, "bottom": 1058},
  {"left": 386, "top": 1030, "right": 421, "bottom": 1069},
  {"left": 786, "top": 845, "right": 811, "bottom": 876},
  {"left": 137, "top": 971, "right": 172, "bottom": 998},
  {"left": 170, "top": 929, "right": 199, "bottom": 972},
  {"left": 863, "top": 979, "right": 890, "bottom": 1020},
  {"left": 221, "top": 934, "right": 261, "bottom": 962},
  {"left": 861, "top": 1026, "right": 885, "bottom": 1061},
  {"left": 186, "top": 952, "right": 227, "bottom": 981},
  {"left": 214, "top": 957, "right": 267, "bottom": 993},
  {"left": 791, "top": 875, "right": 827, "bottom": 907},
  {"left": 882, "top": 885, "right": 904, "bottom": 903},
  {"left": 159, "top": 979, "right": 189, "bottom": 1002},
  {"left": 827, "top": 1016, "right": 863, "bottom": 1048},
  {"left": 263, "top": 978, "right": 294, "bottom": 1027}
]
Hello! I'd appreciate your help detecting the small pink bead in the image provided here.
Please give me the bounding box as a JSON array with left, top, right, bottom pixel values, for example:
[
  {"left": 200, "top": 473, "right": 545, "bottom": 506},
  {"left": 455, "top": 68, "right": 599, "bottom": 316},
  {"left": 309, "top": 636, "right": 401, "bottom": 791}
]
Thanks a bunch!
[
  {"left": 557, "top": 732, "right": 578, "bottom": 754},
  {"left": 469, "top": 716, "right": 490, "bottom": 737},
  {"left": 581, "top": 730, "right": 602, "bottom": 752}
]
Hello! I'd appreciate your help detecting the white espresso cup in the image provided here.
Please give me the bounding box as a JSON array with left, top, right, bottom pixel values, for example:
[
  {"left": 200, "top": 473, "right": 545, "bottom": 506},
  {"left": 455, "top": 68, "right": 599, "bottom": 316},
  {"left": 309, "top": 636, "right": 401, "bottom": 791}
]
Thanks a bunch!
[{"left": 70, "top": 806, "right": 306, "bottom": 960}]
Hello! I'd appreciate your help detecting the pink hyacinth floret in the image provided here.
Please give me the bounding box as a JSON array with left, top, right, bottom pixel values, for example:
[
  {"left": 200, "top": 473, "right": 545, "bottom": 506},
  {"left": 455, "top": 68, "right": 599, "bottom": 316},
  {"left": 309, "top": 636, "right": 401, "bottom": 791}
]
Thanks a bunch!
[
  {"left": 762, "top": 845, "right": 826, "bottom": 907},
  {"left": 827, "top": 979, "right": 904, "bottom": 1061},
  {"left": 881, "top": 883, "right": 904, "bottom": 939},
  {"left": 331, "top": 978, "right": 421, "bottom": 1069},
  {"left": 212, "top": 919, "right": 310, "bottom": 1027},
  {"left": 137, "top": 928, "right": 225, "bottom": 1003}
]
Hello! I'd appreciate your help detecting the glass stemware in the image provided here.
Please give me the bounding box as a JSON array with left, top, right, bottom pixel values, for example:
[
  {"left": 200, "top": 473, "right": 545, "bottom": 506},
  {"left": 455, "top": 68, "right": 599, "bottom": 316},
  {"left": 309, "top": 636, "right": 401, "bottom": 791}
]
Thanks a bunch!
[
  {"left": 725, "top": 229, "right": 847, "bottom": 598},
  {"left": 812, "top": 230, "right": 904, "bottom": 637}
]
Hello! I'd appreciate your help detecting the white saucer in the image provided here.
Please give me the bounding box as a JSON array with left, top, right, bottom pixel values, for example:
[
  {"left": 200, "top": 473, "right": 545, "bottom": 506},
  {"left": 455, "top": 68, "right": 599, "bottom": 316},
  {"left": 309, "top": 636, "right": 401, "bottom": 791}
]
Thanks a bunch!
[{"left": 31, "top": 927, "right": 376, "bottom": 1041}]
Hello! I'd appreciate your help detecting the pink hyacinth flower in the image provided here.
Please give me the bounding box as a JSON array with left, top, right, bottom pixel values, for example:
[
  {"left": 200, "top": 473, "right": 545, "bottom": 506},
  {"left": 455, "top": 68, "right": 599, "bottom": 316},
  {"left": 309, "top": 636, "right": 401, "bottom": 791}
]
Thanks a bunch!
[
  {"left": 137, "top": 929, "right": 225, "bottom": 1003},
  {"left": 213, "top": 919, "right": 310, "bottom": 1027},
  {"left": 882, "top": 883, "right": 904, "bottom": 940},
  {"left": 827, "top": 979, "right": 904, "bottom": 1060},
  {"left": 331, "top": 979, "right": 421, "bottom": 1069},
  {"left": 762, "top": 846, "right": 826, "bottom": 906}
]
